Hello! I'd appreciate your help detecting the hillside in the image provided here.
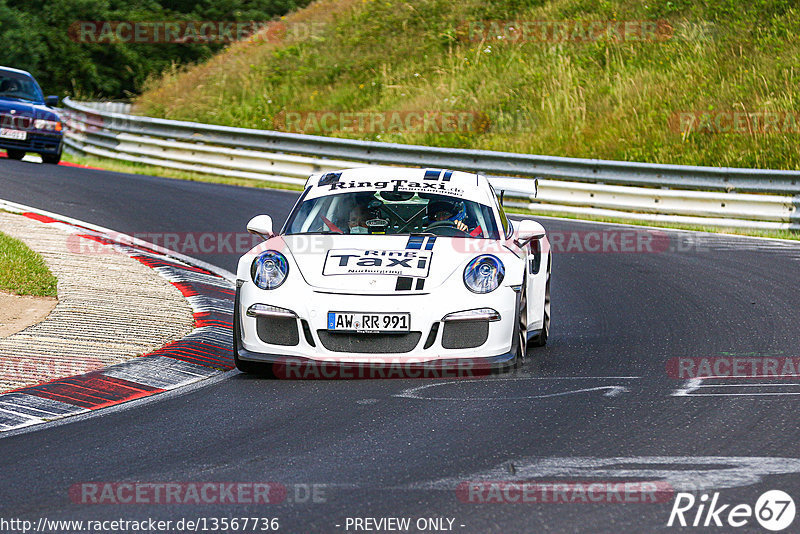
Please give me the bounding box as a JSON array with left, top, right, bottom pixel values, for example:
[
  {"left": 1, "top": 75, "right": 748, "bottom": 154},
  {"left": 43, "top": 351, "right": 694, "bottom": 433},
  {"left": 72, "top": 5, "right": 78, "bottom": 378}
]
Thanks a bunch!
[{"left": 134, "top": 0, "right": 800, "bottom": 169}]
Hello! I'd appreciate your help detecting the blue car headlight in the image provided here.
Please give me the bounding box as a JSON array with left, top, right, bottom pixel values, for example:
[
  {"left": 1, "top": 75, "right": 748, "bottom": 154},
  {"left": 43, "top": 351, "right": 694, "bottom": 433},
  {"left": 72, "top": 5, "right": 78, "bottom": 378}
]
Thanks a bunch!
[
  {"left": 251, "top": 251, "right": 289, "bottom": 290},
  {"left": 34, "top": 119, "right": 62, "bottom": 132},
  {"left": 463, "top": 255, "right": 504, "bottom": 294}
]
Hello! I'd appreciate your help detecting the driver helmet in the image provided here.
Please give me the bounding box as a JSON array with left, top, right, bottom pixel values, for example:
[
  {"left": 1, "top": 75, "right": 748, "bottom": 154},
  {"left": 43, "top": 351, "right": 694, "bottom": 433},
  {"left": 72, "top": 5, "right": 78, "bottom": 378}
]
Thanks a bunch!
[{"left": 427, "top": 199, "right": 466, "bottom": 224}]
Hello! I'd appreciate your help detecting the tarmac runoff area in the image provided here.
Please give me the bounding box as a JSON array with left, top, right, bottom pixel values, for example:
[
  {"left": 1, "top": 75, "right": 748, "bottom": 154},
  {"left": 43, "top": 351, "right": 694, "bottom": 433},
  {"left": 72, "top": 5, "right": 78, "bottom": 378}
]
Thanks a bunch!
[{"left": 0, "top": 211, "right": 194, "bottom": 392}]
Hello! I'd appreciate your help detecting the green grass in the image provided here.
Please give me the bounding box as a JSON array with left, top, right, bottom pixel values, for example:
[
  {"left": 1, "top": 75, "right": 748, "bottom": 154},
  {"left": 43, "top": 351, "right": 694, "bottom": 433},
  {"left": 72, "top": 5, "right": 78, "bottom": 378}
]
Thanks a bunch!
[
  {"left": 134, "top": 0, "right": 800, "bottom": 170},
  {"left": 63, "top": 152, "right": 304, "bottom": 192},
  {"left": 121, "top": 0, "right": 800, "bottom": 241},
  {"left": 506, "top": 206, "right": 800, "bottom": 241},
  {"left": 0, "top": 231, "right": 58, "bottom": 297}
]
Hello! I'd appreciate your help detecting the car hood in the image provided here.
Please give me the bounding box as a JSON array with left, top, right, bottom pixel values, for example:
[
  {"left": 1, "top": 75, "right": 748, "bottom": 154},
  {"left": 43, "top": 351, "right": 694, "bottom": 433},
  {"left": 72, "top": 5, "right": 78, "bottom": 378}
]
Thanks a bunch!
[
  {"left": 274, "top": 234, "right": 515, "bottom": 293},
  {"left": 0, "top": 99, "right": 60, "bottom": 127}
]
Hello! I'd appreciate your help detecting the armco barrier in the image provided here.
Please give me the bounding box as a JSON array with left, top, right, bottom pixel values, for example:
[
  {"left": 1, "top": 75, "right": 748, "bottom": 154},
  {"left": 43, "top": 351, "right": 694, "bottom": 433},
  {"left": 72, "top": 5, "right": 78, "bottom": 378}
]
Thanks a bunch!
[{"left": 61, "top": 98, "right": 799, "bottom": 230}]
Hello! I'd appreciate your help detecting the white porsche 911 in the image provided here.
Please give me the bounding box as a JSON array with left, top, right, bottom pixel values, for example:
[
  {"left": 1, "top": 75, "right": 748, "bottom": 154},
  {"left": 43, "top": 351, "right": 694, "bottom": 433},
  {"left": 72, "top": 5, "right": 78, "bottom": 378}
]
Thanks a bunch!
[{"left": 234, "top": 167, "right": 550, "bottom": 375}]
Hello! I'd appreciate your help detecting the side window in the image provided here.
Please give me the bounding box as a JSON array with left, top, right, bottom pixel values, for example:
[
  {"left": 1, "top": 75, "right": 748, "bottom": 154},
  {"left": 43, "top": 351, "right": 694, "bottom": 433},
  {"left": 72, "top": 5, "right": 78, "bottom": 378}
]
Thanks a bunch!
[
  {"left": 489, "top": 184, "right": 511, "bottom": 238},
  {"left": 499, "top": 205, "right": 511, "bottom": 239}
]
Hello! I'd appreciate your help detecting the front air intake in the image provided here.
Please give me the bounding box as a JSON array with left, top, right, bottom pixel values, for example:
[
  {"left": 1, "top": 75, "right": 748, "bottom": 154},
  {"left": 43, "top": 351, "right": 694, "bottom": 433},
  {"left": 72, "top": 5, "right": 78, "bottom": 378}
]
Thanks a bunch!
[
  {"left": 441, "top": 320, "right": 489, "bottom": 349},
  {"left": 316, "top": 331, "right": 422, "bottom": 353},
  {"left": 256, "top": 317, "right": 300, "bottom": 346}
]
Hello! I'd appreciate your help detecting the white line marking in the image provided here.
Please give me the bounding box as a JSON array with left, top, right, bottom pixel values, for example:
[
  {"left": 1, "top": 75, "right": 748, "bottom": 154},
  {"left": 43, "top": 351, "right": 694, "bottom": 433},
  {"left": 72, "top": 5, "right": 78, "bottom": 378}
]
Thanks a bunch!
[
  {"left": 680, "top": 392, "right": 800, "bottom": 397},
  {"left": 394, "top": 377, "right": 637, "bottom": 401},
  {"left": 411, "top": 456, "right": 800, "bottom": 493},
  {"left": 697, "top": 383, "right": 800, "bottom": 387},
  {"left": 676, "top": 374, "right": 800, "bottom": 380},
  {"left": 673, "top": 379, "right": 800, "bottom": 397},
  {"left": 487, "top": 376, "right": 640, "bottom": 380},
  {"left": 671, "top": 378, "right": 703, "bottom": 396}
]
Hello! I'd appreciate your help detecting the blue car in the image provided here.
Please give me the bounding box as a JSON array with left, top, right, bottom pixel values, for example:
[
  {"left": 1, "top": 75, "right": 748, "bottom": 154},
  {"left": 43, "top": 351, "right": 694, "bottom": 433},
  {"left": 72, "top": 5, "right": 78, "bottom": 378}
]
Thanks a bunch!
[{"left": 0, "top": 67, "right": 63, "bottom": 164}]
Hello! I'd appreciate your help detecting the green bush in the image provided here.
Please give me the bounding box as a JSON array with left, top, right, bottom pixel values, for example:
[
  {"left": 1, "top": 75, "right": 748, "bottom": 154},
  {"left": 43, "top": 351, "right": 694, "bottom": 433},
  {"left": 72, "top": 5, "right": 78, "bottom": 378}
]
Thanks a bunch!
[{"left": 0, "top": 0, "right": 310, "bottom": 98}]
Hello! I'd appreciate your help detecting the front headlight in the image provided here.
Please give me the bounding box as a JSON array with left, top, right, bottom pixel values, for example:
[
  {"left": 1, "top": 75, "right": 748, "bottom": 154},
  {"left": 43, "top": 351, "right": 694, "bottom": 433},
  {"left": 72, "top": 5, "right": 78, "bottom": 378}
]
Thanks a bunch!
[
  {"left": 463, "top": 255, "right": 504, "bottom": 294},
  {"left": 251, "top": 251, "right": 289, "bottom": 290},
  {"left": 34, "top": 119, "right": 62, "bottom": 132}
]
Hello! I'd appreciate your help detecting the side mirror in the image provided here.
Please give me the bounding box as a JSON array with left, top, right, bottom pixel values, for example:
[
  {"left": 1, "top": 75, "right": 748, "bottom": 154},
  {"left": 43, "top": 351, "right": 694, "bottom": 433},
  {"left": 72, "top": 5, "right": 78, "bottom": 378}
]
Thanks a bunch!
[
  {"left": 45, "top": 96, "right": 59, "bottom": 107},
  {"left": 514, "top": 219, "right": 545, "bottom": 248},
  {"left": 247, "top": 215, "right": 275, "bottom": 240}
]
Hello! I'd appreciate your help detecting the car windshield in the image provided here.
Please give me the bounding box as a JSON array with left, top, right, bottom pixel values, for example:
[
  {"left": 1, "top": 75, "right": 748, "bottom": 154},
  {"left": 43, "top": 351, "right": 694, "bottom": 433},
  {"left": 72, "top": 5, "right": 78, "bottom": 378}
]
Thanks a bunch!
[
  {"left": 285, "top": 190, "right": 501, "bottom": 239},
  {"left": 0, "top": 72, "right": 44, "bottom": 103}
]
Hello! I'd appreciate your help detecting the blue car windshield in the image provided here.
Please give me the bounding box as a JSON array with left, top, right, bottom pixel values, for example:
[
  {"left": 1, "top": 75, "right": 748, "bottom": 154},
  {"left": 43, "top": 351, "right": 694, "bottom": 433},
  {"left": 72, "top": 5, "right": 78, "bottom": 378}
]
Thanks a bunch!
[
  {"left": 0, "top": 72, "right": 44, "bottom": 103},
  {"left": 284, "top": 190, "right": 501, "bottom": 239}
]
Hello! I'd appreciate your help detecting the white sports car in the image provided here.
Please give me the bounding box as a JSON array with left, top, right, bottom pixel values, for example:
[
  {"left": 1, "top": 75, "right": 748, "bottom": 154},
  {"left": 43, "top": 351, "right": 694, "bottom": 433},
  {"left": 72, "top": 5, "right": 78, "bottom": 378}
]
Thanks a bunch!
[{"left": 234, "top": 167, "right": 550, "bottom": 375}]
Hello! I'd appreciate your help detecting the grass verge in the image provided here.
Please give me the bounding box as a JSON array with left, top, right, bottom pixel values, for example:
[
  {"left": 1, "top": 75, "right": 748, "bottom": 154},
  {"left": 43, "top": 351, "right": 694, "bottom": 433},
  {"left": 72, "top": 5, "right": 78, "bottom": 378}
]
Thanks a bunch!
[
  {"left": 506, "top": 207, "right": 800, "bottom": 242},
  {"left": 0, "top": 231, "right": 58, "bottom": 297},
  {"left": 62, "top": 152, "right": 305, "bottom": 192}
]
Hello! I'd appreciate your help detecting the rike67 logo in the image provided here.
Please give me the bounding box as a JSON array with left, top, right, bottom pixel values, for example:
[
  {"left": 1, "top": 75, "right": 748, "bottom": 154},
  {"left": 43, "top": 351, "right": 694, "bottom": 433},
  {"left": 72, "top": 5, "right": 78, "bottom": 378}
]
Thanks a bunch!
[{"left": 668, "top": 490, "right": 795, "bottom": 531}]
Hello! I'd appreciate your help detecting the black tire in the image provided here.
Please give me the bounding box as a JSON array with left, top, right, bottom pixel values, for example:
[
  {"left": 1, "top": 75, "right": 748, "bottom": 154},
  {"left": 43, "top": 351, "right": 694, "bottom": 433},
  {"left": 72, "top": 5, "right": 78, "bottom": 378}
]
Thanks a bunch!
[
  {"left": 531, "top": 265, "right": 551, "bottom": 347},
  {"left": 41, "top": 150, "right": 61, "bottom": 164},
  {"left": 232, "top": 292, "right": 275, "bottom": 376},
  {"left": 513, "top": 280, "right": 528, "bottom": 370},
  {"left": 234, "top": 351, "right": 274, "bottom": 376},
  {"left": 6, "top": 149, "right": 24, "bottom": 160}
]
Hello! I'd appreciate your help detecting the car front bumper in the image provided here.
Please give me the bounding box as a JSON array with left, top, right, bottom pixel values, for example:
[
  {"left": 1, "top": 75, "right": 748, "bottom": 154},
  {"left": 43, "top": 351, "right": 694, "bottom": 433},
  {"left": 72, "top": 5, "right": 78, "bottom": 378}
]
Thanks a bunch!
[
  {"left": 235, "top": 280, "right": 522, "bottom": 367},
  {"left": 0, "top": 132, "right": 62, "bottom": 154}
]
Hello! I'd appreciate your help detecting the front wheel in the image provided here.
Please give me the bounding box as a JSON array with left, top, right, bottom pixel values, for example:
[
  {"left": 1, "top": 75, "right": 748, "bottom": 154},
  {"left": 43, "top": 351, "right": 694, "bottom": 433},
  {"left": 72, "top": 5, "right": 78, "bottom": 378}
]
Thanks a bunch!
[
  {"left": 6, "top": 149, "right": 24, "bottom": 160},
  {"left": 233, "top": 290, "right": 275, "bottom": 376},
  {"left": 513, "top": 281, "right": 528, "bottom": 369},
  {"left": 531, "top": 269, "right": 550, "bottom": 347},
  {"left": 234, "top": 351, "right": 275, "bottom": 376},
  {"left": 41, "top": 149, "right": 62, "bottom": 164}
]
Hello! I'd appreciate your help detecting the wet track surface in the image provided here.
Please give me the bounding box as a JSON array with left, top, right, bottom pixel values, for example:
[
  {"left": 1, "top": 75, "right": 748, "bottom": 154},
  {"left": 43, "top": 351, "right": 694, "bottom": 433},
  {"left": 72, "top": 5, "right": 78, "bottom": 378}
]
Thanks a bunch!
[{"left": 1, "top": 159, "right": 800, "bottom": 533}]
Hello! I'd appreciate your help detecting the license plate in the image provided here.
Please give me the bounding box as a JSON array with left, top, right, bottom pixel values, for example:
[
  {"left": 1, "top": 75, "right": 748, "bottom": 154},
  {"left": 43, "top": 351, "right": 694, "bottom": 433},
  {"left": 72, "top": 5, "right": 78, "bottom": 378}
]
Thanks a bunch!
[
  {"left": 327, "top": 311, "right": 410, "bottom": 333},
  {"left": 0, "top": 128, "right": 26, "bottom": 141}
]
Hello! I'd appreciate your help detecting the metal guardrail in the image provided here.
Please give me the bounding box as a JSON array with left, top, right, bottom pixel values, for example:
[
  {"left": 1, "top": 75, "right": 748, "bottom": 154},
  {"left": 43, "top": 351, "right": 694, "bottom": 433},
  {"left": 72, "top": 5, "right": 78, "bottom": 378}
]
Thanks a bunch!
[{"left": 61, "top": 98, "right": 799, "bottom": 231}]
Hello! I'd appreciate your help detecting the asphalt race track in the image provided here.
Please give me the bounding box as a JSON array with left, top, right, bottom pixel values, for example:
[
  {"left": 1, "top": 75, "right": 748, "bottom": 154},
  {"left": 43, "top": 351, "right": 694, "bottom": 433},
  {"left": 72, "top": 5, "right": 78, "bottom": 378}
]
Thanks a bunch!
[{"left": 2, "top": 159, "right": 800, "bottom": 533}]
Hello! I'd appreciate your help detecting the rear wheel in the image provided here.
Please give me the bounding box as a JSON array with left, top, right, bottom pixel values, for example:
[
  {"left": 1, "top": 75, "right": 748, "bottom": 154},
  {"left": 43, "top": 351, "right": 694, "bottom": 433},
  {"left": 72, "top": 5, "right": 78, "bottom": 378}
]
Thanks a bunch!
[{"left": 6, "top": 149, "right": 24, "bottom": 160}]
